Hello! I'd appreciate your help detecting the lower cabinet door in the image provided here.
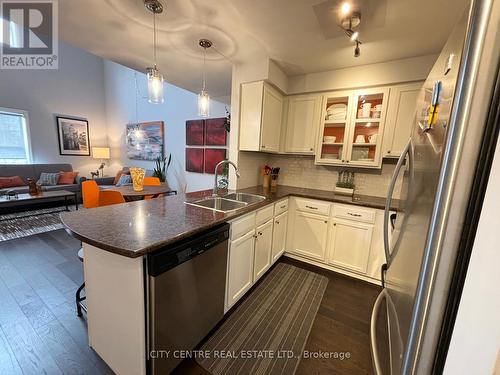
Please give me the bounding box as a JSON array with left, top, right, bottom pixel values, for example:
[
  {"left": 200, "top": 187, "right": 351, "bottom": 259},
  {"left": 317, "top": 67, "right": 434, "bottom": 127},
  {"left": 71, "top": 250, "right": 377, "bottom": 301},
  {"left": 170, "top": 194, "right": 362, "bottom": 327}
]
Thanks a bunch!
[
  {"left": 328, "top": 219, "right": 373, "bottom": 274},
  {"left": 253, "top": 219, "right": 274, "bottom": 282},
  {"left": 226, "top": 230, "right": 255, "bottom": 309},
  {"left": 290, "top": 211, "right": 329, "bottom": 261},
  {"left": 271, "top": 211, "right": 288, "bottom": 263}
]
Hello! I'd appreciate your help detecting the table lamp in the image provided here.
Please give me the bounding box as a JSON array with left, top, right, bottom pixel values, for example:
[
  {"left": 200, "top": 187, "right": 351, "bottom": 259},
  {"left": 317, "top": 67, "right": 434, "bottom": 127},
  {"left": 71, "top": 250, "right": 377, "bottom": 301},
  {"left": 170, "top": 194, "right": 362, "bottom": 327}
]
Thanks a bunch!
[{"left": 92, "top": 147, "right": 110, "bottom": 177}]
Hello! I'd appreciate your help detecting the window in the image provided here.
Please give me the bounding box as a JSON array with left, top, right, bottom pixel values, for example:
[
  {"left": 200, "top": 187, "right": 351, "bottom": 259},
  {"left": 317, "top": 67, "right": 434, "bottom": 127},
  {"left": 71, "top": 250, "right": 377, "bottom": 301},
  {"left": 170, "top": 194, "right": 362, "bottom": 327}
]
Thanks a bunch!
[{"left": 0, "top": 107, "right": 32, "bottom": 164}]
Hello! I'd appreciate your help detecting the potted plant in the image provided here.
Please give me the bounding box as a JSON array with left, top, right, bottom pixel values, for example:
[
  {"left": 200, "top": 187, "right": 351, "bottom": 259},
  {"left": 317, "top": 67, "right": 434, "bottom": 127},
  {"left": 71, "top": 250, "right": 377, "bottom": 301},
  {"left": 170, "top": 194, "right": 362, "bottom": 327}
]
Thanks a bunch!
[
  {"left": 335, "top": 170, "right": 355, "bottom": 196},
  {"left": 153, "top": 154, "right": 172, "bottom": 183}
]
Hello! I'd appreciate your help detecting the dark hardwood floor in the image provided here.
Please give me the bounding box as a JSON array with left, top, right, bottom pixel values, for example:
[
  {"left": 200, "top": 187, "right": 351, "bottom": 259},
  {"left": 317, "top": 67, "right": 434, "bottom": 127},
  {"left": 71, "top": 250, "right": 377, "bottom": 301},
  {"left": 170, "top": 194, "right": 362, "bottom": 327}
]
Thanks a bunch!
[
  {"left": 0, "top": 230, "right": 380, "bottom": 375},
  {"left": 0, "top": 230, "right": 113, "bottom": 375}
]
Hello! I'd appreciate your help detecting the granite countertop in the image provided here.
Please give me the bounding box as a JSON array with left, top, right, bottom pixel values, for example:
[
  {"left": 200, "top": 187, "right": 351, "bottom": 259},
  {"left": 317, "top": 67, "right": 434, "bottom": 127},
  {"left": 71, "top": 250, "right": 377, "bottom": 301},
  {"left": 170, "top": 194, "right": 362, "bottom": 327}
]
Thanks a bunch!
[{"left": 61, "top": 185, "right": 400, "bottom": 258}]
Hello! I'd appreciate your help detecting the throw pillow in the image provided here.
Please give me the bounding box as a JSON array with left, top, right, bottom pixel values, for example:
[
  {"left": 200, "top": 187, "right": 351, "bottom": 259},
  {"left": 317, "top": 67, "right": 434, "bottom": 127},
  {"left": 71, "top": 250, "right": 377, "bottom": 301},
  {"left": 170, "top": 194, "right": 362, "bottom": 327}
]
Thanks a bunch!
[
  {"left": 58, "top": 171, "right": 79, "bottom": 185},
  {"left": 113, "top": 169, "right": 130, "bottom": 185},
  {"left": 0, "top": 176, "right": 26, "bottom": 189},
  {"left": 37, "top": 172, "right": 60, "bottom": 186},
  {"left": 115, "top": 174, "right": 132, "bottom": 187}
]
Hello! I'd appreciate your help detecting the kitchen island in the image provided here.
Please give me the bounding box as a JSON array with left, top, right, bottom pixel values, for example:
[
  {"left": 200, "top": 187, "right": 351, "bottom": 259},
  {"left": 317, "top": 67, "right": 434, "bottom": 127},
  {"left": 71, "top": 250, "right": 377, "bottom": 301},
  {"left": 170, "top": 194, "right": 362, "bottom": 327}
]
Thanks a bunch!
[{"left": 60, "top": 185, "right": 400, "bottom": 375}]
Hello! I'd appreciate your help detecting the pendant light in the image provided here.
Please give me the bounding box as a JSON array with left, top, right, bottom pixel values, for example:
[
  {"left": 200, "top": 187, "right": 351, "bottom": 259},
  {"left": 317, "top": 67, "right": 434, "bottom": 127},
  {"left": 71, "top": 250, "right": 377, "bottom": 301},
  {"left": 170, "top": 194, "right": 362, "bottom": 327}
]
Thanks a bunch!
[
  {"left": 198, "top": 39, "right": 212, "bottom": 117},
  {"left": 144, "top": 0, "right": 164, "bottom": 104}
]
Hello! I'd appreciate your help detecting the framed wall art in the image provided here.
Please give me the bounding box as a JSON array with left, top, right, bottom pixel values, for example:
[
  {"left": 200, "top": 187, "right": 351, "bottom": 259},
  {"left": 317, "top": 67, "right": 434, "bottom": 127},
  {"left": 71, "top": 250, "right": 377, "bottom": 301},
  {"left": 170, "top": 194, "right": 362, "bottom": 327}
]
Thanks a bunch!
[
  {"left": 185, "top": 148, "right": 204, "bottom": 173},
  {"left": 126, "top": 121, "right": 164, "bottom": 160},
  {"left": 56, "top": 116, "right": 91, "bottom": 156}
]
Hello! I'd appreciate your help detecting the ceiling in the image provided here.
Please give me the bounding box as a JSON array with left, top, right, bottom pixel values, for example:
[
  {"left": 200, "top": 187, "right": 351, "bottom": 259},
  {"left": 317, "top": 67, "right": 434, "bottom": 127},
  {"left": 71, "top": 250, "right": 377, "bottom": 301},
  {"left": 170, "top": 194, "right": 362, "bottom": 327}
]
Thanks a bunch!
[{"left": 59, "top": 0, "right": 468, "bottom": 101}]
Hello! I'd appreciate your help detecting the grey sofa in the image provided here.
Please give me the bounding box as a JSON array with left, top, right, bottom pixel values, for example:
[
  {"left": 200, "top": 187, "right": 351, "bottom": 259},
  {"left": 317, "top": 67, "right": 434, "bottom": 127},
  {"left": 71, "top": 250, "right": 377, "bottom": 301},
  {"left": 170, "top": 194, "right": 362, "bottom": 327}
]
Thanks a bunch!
[{"left": 0, "top": 163, "right": 83, "bottom": 195}]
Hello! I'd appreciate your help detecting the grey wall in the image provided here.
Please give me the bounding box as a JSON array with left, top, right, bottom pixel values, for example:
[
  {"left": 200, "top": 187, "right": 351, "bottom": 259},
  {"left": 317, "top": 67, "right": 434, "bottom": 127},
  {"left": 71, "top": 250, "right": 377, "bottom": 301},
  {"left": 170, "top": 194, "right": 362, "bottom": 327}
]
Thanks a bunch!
[
  {"left": 0, "top": 42, "right": 108, "bottom": 175},
  {"left": 103, "top": 60, "right": 229, "bottom": 193}
]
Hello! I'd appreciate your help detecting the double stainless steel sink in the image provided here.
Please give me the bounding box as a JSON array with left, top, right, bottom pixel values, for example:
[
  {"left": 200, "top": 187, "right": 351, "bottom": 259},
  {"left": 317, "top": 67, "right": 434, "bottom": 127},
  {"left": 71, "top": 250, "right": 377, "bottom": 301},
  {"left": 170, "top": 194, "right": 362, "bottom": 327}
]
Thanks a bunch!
[{"left": 185, "top": 192, "right": 266, "bottom": 213}]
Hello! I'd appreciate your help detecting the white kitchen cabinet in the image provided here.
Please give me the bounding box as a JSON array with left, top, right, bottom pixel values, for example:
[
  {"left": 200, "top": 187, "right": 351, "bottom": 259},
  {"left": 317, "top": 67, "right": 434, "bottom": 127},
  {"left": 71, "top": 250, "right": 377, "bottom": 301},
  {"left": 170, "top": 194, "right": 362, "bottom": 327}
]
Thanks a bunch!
[
  {"left": 226, "top": 230, "right": 255, "bottom": 309},
  {"left": 239, "top": 81, "right": 283, "bottom": 152},
  {"left": 271, "top": 211, "right": 288, "bottom": 263},
  {"left": 383, "top": 82, "right": 423, "bottom": 157},
  {"left": 284, "top": 94, "right": 322, "bottom": 154},
  {"left": 253, "top": 219, "right": 274, "bottom": 281},
  {"left": 327, "top": 218, "right": 374, "bottom": 274},
  {"left": 315, "top": 87, "right": 390, "bottom": 168},
  {"left": 289, "top": 211, "right": 329, "bottom": 262}
]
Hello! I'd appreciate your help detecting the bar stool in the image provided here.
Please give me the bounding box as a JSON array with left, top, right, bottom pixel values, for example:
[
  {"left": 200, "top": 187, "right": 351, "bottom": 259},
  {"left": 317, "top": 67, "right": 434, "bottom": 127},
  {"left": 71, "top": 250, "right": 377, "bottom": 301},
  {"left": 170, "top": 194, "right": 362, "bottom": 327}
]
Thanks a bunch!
[{"left": 75, "top": 248, "right": 86, "bottom": 317}]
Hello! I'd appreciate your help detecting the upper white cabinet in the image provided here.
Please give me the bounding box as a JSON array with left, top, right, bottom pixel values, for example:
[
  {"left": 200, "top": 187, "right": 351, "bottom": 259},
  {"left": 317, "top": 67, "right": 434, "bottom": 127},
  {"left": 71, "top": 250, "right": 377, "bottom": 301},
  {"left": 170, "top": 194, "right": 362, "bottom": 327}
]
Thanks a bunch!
[
  {"left": 315, "top": 87, "right": 390, "bottom": 168},
  {"left": 239, "top": 81, "right": 283, "bottom": 152},
  {"left": 382, "top": 82, "right": 423, "bottom": 157},
  {"left": 284, "top": 94, "right": 322, "bottom": 154}
]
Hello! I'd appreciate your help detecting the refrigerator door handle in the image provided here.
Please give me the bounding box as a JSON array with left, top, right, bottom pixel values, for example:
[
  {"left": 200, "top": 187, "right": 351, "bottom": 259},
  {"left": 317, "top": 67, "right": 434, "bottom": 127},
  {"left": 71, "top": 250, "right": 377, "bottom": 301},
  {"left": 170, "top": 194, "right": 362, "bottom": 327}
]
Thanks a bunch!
[
  {"left": 371, "top": 289, "right": 388, "bottom": 375},
  {"left": 384, "top": 138, "right": 413, "bottom": 265}
]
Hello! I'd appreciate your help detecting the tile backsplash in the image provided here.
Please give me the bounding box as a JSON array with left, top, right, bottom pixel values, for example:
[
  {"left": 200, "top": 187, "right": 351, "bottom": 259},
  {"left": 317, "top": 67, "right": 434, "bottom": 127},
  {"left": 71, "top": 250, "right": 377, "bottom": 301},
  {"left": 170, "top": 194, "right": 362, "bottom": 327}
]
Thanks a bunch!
[{"left": 237, "top": 152, "right": 403, "bottom": 199}]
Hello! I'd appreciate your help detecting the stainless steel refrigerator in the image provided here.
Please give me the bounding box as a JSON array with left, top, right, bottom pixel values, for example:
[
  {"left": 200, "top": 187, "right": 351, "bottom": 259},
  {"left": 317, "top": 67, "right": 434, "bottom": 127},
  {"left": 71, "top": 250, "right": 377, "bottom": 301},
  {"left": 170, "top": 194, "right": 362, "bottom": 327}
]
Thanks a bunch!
[{"left": 370, "top": 1, "right": 497, "bottom": 374}]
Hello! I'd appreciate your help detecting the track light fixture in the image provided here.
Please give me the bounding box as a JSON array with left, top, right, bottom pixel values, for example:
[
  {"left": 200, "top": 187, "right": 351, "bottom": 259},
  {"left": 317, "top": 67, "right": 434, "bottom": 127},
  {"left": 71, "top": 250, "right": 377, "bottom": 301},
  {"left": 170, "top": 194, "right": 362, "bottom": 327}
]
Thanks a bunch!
[{"left": 338, "top": 3, "right": 362, "bottom": 58}]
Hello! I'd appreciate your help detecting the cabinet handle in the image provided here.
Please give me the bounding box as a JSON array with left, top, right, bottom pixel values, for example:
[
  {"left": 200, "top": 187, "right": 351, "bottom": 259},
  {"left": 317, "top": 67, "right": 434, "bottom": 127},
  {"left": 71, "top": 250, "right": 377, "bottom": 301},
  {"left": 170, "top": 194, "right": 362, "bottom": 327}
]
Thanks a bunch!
[
  {"left": 258, "top": 231, "right": 263, "bottom": 236},
  {"left": 348, "top": 212, "right": 362, "bottom": 217},
  {"left": 387, "top": 150, "right": 391, "bottom": 154},
  {"left": 261, "top": 145, "right": 266, "bottom": 149},
  {"left": 346, "top": 160, "right": 350, "bottom": 163},
  {"left": 342, "top": 159, "right": 345, "bottom": 163},
  {"left": 333, "top": 223, "right": 336, "bottom": 226},
  {"left": 305, "top": 205, "right": 318, "bottom": 210},
  {"left": 253, "top": 234, "right": 258, "bottom": 239},
  {"left": 280, "top": 205, "right": 286, "bottom": 209},
  {"left": 276, "top": 220, "right": 280, "bottom": 224},
  {"left": 324, "top": 220, "right": 328, "bottom": 224},
  {"left": 309, "top": 148, "right": 314, "bottom": 151}
]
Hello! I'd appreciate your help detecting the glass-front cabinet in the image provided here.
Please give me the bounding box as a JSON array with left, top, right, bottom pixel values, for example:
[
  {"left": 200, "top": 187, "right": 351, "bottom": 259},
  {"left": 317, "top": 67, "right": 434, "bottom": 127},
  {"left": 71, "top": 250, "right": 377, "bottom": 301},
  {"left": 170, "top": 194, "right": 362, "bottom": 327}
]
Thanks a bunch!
[
  {"left": 315, "top": 87, "right": 390, "bottom": 168},
  {"left": 315, "top": 91, "right": 354, "bottom": 165}
]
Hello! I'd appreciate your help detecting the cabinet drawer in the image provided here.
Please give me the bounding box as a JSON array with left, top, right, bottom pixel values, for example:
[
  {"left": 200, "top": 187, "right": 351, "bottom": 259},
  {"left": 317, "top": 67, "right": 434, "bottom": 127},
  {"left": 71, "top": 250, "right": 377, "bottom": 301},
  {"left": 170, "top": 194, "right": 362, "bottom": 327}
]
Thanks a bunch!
[
  {"left": 274, "top": 199, "right": 289, "bottom": 215},
  {"left": 295, "top": 198, "right": 330, "bottom": 216},
  {"left": 230, "top": 212, "right": 256, "bottom": 240},
  {"left": 332, "top": 204, "right": 375, "bottom": 224},
  {"left": 256, "top": 205, "right": 274, "bottom": 226}
]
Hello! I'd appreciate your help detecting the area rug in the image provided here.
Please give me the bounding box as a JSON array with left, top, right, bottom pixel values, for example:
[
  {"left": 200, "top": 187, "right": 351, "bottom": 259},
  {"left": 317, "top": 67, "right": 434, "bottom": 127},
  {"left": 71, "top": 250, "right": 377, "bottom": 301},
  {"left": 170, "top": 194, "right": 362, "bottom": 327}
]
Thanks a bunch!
[
  {"left": 197, "top": 262, "right": 328, "bottom": 375},
  {"left": 0, "top": 206, "right": 78, "bottom": 242}
]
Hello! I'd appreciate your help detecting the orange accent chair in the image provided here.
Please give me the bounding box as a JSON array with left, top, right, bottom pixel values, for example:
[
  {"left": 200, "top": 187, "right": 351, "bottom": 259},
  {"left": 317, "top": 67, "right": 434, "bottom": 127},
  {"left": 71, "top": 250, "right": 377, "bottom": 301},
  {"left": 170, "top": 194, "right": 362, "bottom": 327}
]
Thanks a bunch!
[
  {"left": 81, "top": 180, "right": 99, "bottom": 209},
  {"left": 144, "top": 177, "right": 161, "bottom": 185},
  {"left": 98, "top": 190, "right": 126, "bottom": 206},
  {"left": 144, "top": 177, "right": 161, "bottom": 200}
]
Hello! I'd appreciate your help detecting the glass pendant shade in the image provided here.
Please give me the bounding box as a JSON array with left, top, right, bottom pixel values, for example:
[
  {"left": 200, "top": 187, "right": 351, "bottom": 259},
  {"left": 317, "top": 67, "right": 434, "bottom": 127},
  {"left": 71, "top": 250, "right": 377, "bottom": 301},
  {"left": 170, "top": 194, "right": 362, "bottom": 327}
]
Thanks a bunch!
[
  {"left": 198, "top": 89, "right": 210, "bottom": 117},
  {"left": 147, "top": 67, "right": 164, "bottom": 104}
]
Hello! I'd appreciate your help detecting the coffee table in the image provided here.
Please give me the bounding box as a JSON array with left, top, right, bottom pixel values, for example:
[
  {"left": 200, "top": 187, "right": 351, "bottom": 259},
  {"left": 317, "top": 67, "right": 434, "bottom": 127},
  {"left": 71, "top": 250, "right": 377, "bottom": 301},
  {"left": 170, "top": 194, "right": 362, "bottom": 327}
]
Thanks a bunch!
[{"left": 0, "top": 190, "right": 78, "bottom": 219}]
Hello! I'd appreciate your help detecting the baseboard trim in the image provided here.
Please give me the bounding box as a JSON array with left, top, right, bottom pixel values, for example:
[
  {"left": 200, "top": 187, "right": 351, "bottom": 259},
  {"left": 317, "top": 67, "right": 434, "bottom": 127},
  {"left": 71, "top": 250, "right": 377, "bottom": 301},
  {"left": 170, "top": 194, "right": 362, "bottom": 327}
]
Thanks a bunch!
[{"left": 283, "top": 252, "right": 381, "bottom": 286}]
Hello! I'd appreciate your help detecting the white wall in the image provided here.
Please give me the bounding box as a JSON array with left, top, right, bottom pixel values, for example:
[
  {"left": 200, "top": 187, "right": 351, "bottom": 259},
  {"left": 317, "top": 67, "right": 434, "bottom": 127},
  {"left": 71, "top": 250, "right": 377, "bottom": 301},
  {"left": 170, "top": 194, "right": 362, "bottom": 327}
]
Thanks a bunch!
[
  {"left": 287, "top": 54, "right": 437, "bottom": 94},
  {"left": 0, "top": 42, "right": 108, "bottom": 175},
  {"left": 103, "top": 60, "right": 229, "bottom": 193}
]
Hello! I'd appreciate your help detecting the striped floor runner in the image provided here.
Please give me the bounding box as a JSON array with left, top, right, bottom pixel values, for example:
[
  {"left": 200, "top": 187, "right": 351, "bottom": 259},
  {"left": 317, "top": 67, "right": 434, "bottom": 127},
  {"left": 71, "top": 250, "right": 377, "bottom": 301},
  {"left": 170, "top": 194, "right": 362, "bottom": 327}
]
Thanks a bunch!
[{"left": 197, "top": 262, "right": 328, "bottom": 375}]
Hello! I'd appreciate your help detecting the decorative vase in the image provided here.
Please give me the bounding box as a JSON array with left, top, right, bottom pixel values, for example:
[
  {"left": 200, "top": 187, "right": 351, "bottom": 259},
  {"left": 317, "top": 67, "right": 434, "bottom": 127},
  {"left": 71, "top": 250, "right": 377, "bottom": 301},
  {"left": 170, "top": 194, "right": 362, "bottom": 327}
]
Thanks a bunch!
[
  {"left": 130, "top": 167, "right": 146, "bottom": 192},
  {"left": 27, "top": 178, "right": 38, "bottom": 196}
]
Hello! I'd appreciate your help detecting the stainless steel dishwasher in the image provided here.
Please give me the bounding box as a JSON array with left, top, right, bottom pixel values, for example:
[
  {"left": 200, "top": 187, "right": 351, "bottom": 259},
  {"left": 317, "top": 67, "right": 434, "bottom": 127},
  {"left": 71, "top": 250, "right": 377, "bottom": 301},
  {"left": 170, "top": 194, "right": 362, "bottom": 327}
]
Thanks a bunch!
[{"left": 147, "top": 223, "right": 229, "bottom": 374}]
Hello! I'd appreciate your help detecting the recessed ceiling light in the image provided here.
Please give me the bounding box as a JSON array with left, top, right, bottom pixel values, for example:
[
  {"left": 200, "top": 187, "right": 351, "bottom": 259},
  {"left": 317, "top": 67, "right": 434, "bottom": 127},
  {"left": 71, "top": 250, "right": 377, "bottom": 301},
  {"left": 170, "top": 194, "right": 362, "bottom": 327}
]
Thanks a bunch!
[
  {"left": 350, "top": 31, "right": 359, "bottom": 41},
  {"left": 340, "top": 2, "right": 351, "bottom": 16}
]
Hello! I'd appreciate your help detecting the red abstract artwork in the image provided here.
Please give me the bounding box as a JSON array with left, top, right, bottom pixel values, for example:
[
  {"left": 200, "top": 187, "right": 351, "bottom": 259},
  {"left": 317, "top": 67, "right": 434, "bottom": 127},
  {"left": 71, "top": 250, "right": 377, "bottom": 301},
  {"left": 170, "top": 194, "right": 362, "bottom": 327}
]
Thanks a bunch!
[
  {"left": 204, "top": 149, "right": 227, "bottom": 174},
  {"left": 186, "top": 148, "right": 204, "bottom": 173},
  {"left": 186, "top": 120, "right": 204, "bottom": 145},
  {"left": 205, "top": 118, "right": 227, "bottom": 146}
]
